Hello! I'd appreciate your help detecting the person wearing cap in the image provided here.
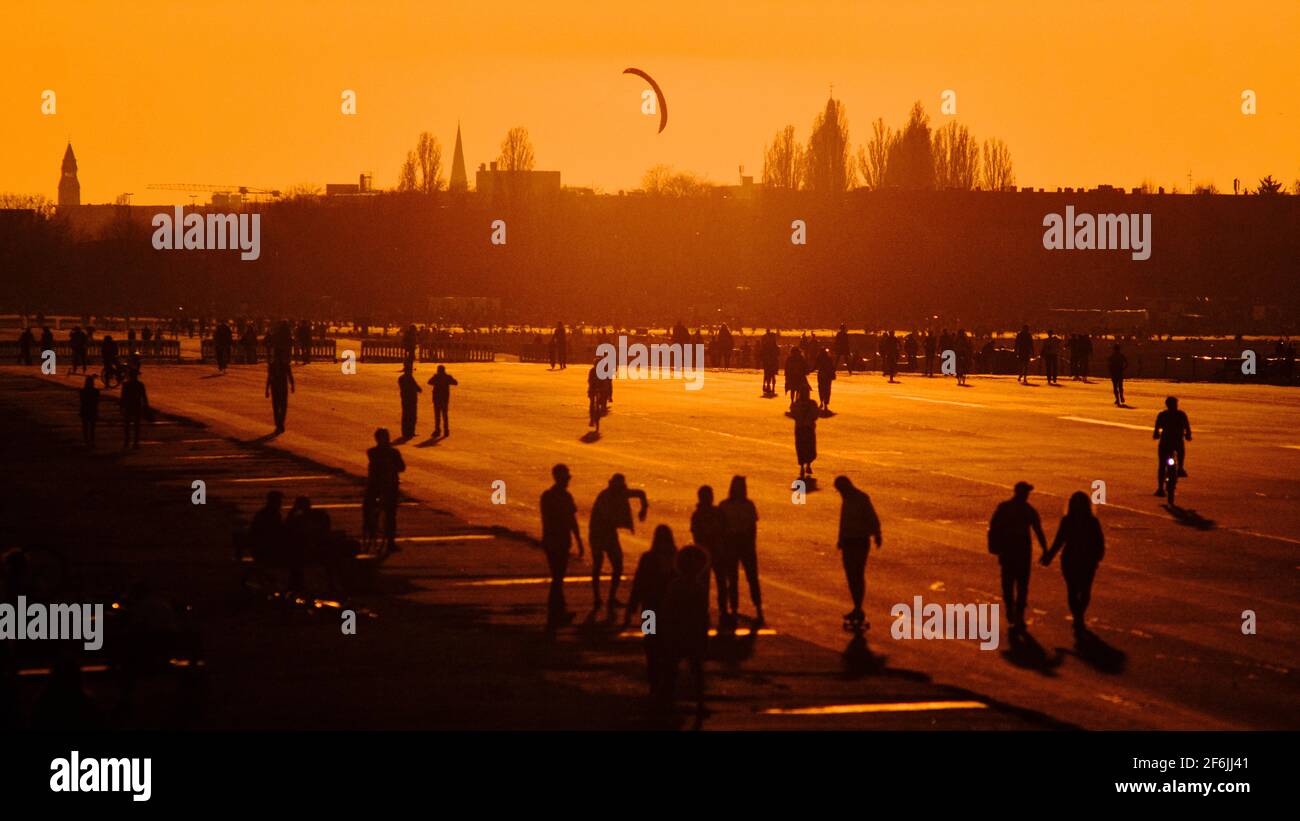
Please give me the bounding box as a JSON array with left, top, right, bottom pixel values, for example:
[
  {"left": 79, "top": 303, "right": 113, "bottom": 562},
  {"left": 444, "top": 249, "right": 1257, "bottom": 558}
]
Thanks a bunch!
[
  {"left": 987, "top": 481, "right": 1047, "bottom": 632},
  {"left": 588, "top": 473, "right": 649, "bottom": 619}
]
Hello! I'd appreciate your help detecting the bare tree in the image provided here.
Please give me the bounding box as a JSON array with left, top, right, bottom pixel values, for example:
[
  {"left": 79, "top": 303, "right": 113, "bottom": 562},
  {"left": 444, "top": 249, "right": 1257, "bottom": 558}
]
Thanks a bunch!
[
  {"left": 884, "top": 101, "right": 934, "bottom": 190},
  {"left": 641, "top": 164, "right": 710, "bottom": 196},
  {"left": 498, "top": 127, "right": 536, "bottom": 171},
  {"left": 933, "top": 122, "right": 980, "bottom": 190},
  {"left": 1192, "top": 181, "right": 1219, "bottom": 195},
  {"left": 397, "top": 151, "right": 418, "bottom": 192},
  {"left": 857, "top": 117, "right": 894, "bottom": 190},
  {"left": 0, "top": 192, "right": 54, "bottom": 216},
  {"left": 763, "top": 125, "right": 804, "bottom": 190},
  {"left": 805, "top": 96, "right": 855, "bottom": 193},
  {"left": 415, "top": 132, "right": 444, "bottom": 193},
  {"left": 981, "top": 138, "right": 1015, "bottom": 191}
]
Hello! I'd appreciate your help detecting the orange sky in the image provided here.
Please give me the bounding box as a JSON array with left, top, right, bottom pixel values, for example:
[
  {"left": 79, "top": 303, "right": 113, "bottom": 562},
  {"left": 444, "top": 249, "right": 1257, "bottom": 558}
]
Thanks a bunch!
[{"left": 3, "top": 0, "right": 1297, "bottom": 204}]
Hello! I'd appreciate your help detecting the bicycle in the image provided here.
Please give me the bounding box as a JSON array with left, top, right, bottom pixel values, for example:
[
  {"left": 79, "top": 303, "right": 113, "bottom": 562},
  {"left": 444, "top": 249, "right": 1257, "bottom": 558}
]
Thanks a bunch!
[{"left": 1161, "top": 454, "right": 1179, "bottom": 506}]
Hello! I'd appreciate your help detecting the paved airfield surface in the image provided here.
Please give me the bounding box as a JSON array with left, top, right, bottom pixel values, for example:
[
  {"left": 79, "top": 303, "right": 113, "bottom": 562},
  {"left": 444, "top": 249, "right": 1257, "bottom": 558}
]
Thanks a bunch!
[{"left": 23, "top": 360, "right": 1300, "bottom": 729}]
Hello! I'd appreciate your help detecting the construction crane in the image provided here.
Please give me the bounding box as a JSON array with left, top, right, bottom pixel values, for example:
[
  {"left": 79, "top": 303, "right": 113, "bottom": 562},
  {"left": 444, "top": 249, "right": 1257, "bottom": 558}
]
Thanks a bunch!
[{"left": 146, "top": 183, "right": 282, "bottom": 206}]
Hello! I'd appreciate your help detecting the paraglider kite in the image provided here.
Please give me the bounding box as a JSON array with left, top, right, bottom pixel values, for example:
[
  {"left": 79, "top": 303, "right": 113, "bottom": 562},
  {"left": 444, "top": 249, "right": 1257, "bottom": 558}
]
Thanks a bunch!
[{"left": 622, "top": 67, "right": 668, "bottom": 133}]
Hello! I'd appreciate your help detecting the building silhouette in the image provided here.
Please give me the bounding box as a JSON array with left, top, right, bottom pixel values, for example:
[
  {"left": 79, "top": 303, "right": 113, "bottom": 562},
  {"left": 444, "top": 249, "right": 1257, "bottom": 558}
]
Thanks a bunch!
[
  {"left": 449, "top": 123, "right": 468, "bottom": 193},
  {"left": 58, "top": 143, "right": 80, "bottom": 208}
]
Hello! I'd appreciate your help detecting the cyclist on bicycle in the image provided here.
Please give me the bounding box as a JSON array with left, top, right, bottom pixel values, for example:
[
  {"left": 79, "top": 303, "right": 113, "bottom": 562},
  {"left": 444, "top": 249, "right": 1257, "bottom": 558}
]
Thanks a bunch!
[
  {"left": 588, "top": 355, "right": 613, "bottom": 429},
  {"left": 100, "top": 334, "right": 120, "bottom": 382},
  {"left": 1153, "top": 396, "right": 1192, "bottom": 497}
]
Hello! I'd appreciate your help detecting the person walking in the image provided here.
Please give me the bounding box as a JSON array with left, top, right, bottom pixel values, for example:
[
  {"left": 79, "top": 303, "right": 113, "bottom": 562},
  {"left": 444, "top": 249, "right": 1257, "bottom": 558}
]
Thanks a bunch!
[
  {"left": 540, "top": 464, "right": 584, "bottom": 628},
  {"left": 690, "top": 485, "right": 733, "bottom": 629},
  {"left": 265, "top": 356, "right": 295, "bottom": 433},
  {"left": 624, "top": 524, "right": 678, "bottom": 699},
  {"left": 1108, "top": 344, "right": 1128, "bottom": 406},
  {"left": 426, "top": 365, "right": 458, "bottom": 438},
  {"left": 718, "top": 476, "right": 763, "bottom": 627},
  {"left": 398, "top": 362, "right": 421, "bottom": 440},
  {"left": 1014, "top": 325, "right": 1034, "bottom": 383},
  {"left": 119, "top": 368, "right": 150, "bottom": 449},
  {"left": 834, "top": 476, "right": 882, "bottom": 630},
  {"left": 987, "top": 481, "right": 1047, "bottom": 633},
  {"left": 365, "top": 428, "right": 406, "bottom": 553},
  {"left": 791, "top": 394, "right": 819, "bottom": 480},
  {"left": 588, "top": 474, "right": 649, "bottom": 619},
  {"left": 1041, "top": 491, "right": 1105, "bottom": 636}
]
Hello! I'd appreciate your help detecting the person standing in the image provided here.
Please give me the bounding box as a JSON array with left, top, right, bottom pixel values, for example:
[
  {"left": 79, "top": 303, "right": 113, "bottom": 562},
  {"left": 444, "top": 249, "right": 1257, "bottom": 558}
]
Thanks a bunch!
[
  {"left": 70, "top": 326, "right": 88, "bottom": 375},
  {"left": 660, "top": 544, "right": 712, "bottom": 721},
  {"left": 783, "top": 346, "right": 810, "bottom": 410},
  {"left": 214, "top": 321, "right": 233, "bottom": 373},
  {"left": 588, "top": 474, "right": 649, "bottom": 619},
  {"left": 1107, "top": 344, "right": 1128, "bottom": 406},
  {"left": 397, "top": 362, "right": 421, "bottom": 440},
  {"left": 718, "top": 475, "right": 763, "bottom": 627},
  {"left": 834, "top": 476, "right": 882, "bottom": 629},
  {"left": 987, "top": 481, "right": 1047, "bottom": 633},
  {"left": 922, "top": 330, "right": 937, "bottom": 377},
  {"left": 689, "top": 485, "right": 732, "bottom": 629},
  {"left": 78, "top": 376, "right": 100, "bottom": 449},
  {"left": 1042, "top": 330, "right": 1061, "bottom": 384},
  {"left": 624, "top": 524, "right": 678, "bottom": 699},
  {"left": 426, "top": 364, "right": 458, "bottom": 438},
  {"left": 552, "top": 322, "right": 568, "bottom": 370},
  {"left": 1014, "top": 324, "right": 1034, "bottom": 383},
  {"left": 540, "top": 464, "right": 584, "bottom": 628},
  {"left": 265, "top": 357, "right": 294, "bottom": 434},
  {"left": 1041, "top": 491, "right": 1105, "bottom": 636},
  {"left": 365, "top": 428, "right": 406, "bottom": 553},
  {"left": 119, "top": 369, "right": 150, "bottom": 449}
]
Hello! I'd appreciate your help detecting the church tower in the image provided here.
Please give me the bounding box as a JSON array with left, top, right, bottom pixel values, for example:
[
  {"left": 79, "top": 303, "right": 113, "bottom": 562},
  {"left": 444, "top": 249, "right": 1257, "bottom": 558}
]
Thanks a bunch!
[
  {"left": 448, "top": 123, "right": 468, "bottom": 192},
  {"left": 58, "top": 143, "right": 80, "bottom": 208}
]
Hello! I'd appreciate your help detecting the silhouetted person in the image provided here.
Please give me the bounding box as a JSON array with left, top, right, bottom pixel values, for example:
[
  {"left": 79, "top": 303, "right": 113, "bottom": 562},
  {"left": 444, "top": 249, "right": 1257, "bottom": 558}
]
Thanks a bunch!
[
  {"left": 284, "top": 496, "right": 321, "bottom": 589},
  {"left": 1153, "top": 396, "right": 1192, "bottom": 496},
  {"left": 690, "top": 485, "right": 732, "bottom": 628},
  {"left": 791, "top": 395, "right": 819, "bottom": 479},
  {"left": 1041, "top": 491, "right": 1105, "bottom": 636},
  {"left": 718, "top": 475, "right": 763, "bottom": 627},
  {"left": 879, "top": 331, "right": 899, "bottom": 382},
  {"left": 834, "top": 476, "right": 882, "bottom": 628},
  {"left": 1014, "top": 325, "right": 1034, "bottom": 382},
  {"left": 297, "top": 319, "right": 315, "bottom": 365},
  {"left": 70, "top": 326, "right": 88, "bottom": 374},
  {"left": 814, "top": 347, "right": 835, "bottom": 410},
  {"left": 625, "top": 524, "right": 678, "bottom": 699},
  {"left": 396, "top": 362, "right": 422, "bottom": 440},
  {"left": 833, "top": 324, "right": 851, "bottom": 372},
  {"left": 265, "top": 358, "right": 295, "bottom": 433},
  {"left": 214, "top": 321, "right": 233, "bottom": 372},
  {"left": 401, "top": 323, "right": 418, "bottom": 370},
  {"left": 1107, "top": 344, "right": 1128, "bottom": 405},
  {"left": 922, "top": 330, "right": 936, "bottom": 377},
  {"left": 784, "top": 346, "right": 810, "bottom": 409},
  {"left": 1042, "top": 330, "right": 1061, "bottom": 384},
  {"left": 955, "top": 329, "right": 972, "bottom": 386},
  {"left": 660, "top": 544, "right": 711, "bottom": 719},
  {"left": 119, "top": 368, "right": 150, "bottom": 449},
  {"left": 1076, "top": 333, "right": 1093, "bottom": 382},
  {"left": 987, "top": 481, "right": 1047, "bottom": 632},
  {"left": 78, "top": 376, "right": 100, "bottom": 448},
  {"left": 540, "top": 464, "right": 584, "bottom": 627},
  {"left": 365, "top": 428, "right": 406, "bottom": 553},
  {"left": 716, "top": 323, "right": 733, "bottom": 368},
  {"left": 589, "top": 473, "right": 649, "bottom": 619},
  {"left": 247, "top": 491, "right": 285, "bottom": 564},
  {"left": 427, "top": 364, "right": 458, "bottom": 437},
  {"left": 761, "top": 331, "right": 780, "bottom": 394},
  {"left": 552, "top": 322, "right": 568, "bottom": 370},
  {"left": 17, "top": 327, "right": 34, "bottom": 365}
]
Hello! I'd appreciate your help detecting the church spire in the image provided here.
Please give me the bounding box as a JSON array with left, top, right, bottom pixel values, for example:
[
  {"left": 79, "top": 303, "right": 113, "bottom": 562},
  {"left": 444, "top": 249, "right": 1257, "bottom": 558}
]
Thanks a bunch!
[
  {"left": 58, "top": 142, "right": 80, "bottom": 208},
  {"left": 449, "top": 122, "right": 467, "bottom": 192}
]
